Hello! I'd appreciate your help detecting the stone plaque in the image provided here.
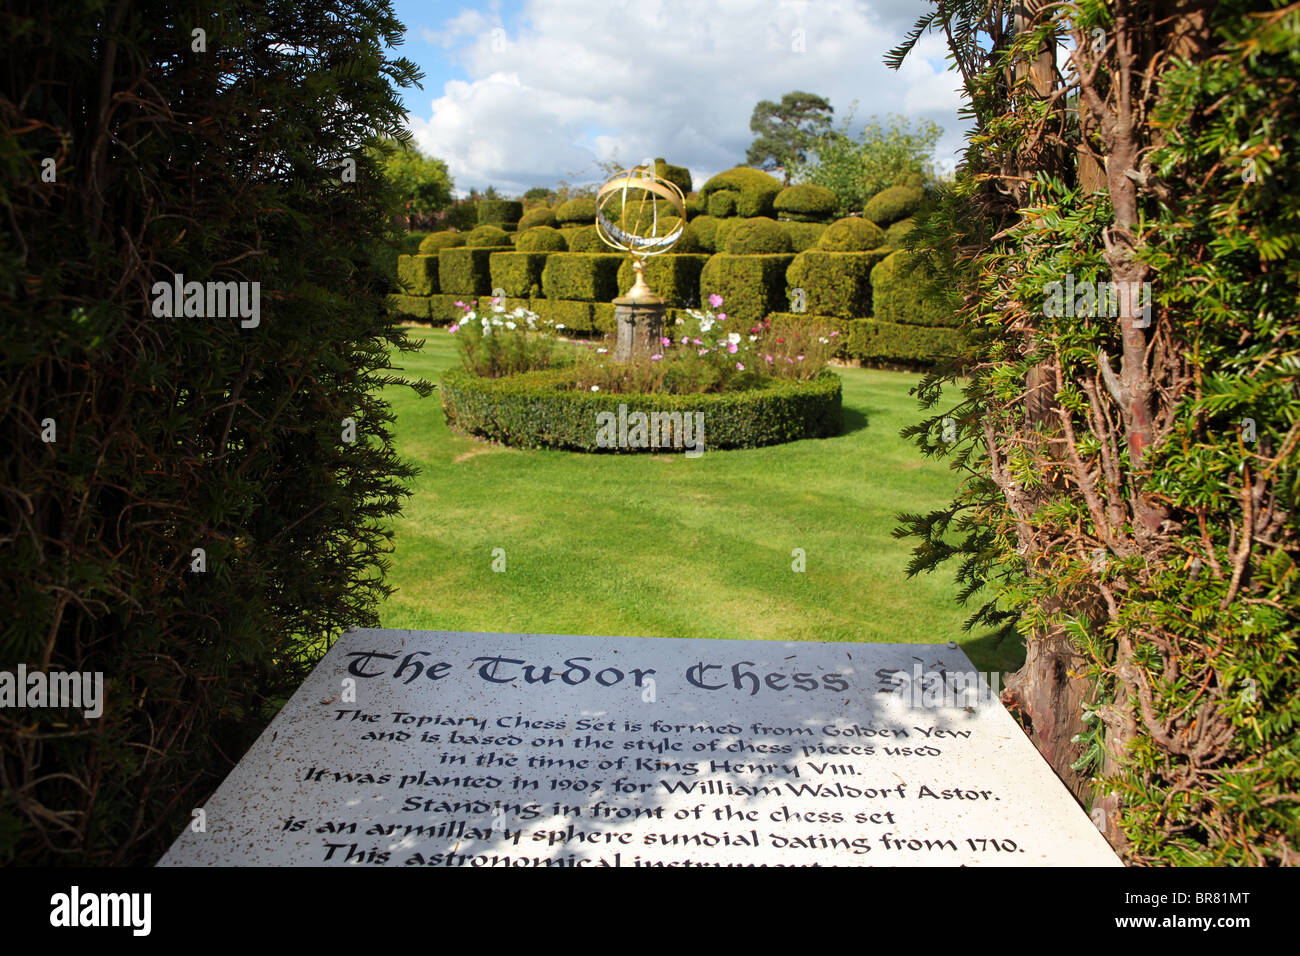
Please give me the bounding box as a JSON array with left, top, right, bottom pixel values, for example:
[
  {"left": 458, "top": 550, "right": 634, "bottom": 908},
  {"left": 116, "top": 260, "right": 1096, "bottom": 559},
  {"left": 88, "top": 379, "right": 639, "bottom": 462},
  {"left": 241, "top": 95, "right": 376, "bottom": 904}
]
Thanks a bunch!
[{"left": 159, "top": 629, "right": 1121, "bottom": 867}]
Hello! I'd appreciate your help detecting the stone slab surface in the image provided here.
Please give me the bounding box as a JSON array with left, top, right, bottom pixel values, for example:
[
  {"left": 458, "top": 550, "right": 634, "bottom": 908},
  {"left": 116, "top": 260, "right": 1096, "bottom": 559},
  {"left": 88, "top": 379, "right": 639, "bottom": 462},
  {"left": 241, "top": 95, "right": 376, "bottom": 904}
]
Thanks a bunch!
[{"left": 159, "top": 629, "right": 1121, "bottom": 867}]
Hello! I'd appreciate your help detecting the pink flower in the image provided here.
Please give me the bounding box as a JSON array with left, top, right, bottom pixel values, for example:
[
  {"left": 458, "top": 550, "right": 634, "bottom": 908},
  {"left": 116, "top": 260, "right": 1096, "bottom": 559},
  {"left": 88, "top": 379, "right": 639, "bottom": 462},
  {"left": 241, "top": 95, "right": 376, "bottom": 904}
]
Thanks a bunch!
[
  {"left": 796, "top": 354, "right": 804, "bottom": 360},
  {"left": 650, "top": 353, "right": 663, "bottom": 361},
  {"left": 765, "top": 353, "right": 774, "bottom": 363},
  {"left": 727, "top": 343, "right": 738, "bottom": 354},
  {"left": 709, "top": 294, "right": 723, "bottom": 308},
  {"left": 660, "top": 336, "right": 671, "bottom": 346},
  {"left": 716, "top": 313, "right": 727, "bottom": 322},
  {"left": 449, "top": 324, "right": 460, "bottom": 333},
  {"left": 454, "top": 301, "right": 465, "bottom": 308},
  {"left": 786, "top": 357, "right": 794, "bottom": 364},
  {"left": 698, "top": 348, "right": 709, "bottom": 356},
  {"left": 692, "top": 338, "right": 703, "bottom": 346},
  {"left": 736, "top": 362, "right": 745, "bottom": 370},
  {"left": 829, "top": 330, "right": 840, "bottom": 336}
]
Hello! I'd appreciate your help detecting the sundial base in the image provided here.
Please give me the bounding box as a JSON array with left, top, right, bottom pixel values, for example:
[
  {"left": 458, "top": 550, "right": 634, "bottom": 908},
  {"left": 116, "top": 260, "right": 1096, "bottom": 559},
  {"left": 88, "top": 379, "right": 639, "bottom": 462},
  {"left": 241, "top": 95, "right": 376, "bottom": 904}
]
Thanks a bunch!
[{"left": 612, "top": 298, "right": 666, "bottom": 363}]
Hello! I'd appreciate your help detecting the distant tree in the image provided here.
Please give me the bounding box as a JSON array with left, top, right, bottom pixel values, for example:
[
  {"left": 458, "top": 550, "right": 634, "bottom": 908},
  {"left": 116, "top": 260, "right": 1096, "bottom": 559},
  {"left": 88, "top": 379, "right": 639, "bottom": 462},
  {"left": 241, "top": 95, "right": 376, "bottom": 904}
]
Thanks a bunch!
[
  {"left": 793, "top": 112, "right": 942, "bottom": 213},
  {"left": 371, "top": 138, "right": 454, "bottom": 229},
  {"left": 746, "top": 91, "right": 834, "bottom": 185},
  {"left": 522, "top": 186, "right": 555, "bottom": 206}
]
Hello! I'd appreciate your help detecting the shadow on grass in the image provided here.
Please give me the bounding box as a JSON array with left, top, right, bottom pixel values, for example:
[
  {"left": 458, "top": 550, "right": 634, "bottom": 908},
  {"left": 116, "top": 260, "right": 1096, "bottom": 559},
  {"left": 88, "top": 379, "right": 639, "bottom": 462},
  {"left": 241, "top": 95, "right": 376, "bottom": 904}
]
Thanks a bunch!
[
  {"left": 960, "top": 623, "right": 1027, "bottom": 675},
  {"left": 840, "top": 404, "right": 870, "bottom": 436}
]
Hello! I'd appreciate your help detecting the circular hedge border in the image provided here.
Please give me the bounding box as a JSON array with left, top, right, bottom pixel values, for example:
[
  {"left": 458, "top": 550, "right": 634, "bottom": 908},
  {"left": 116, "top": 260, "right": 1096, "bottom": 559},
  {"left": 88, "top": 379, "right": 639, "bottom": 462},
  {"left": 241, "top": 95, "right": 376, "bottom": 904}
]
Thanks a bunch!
[{"left": 440, "top": 367, "right": 843, "bottom": 452}]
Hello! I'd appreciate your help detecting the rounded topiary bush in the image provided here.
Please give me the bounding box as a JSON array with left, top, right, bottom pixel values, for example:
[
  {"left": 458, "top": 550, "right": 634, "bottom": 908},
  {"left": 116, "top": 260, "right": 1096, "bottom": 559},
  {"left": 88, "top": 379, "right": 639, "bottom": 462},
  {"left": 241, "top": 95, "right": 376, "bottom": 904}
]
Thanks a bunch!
[
  {"left": 518, "top": 206, "right": 557, "bottom": 231},
  {"left": 440, "top": 366, "right": 842, "bottom": 451},
  {"left": 774, "top": 184, "right": 839, "bottom": 222},
  {"left": 904, "top": 170, "right": 926, "bottom": 188},
  {"left": 713, "top": 217, "right": 741, "bottom": 252},
  {"left": 817, "top": 216, "right": 886, "bottom": 251},
  {"left": 653, "top": 157, "right": 693, "bottom": 197},
  {"left": 724, "top": 217, "right": 793, "bottom": 255},
  {"left": 780, "top": 221, "right": 828, "bottom": 253},
  {"left": 700, "top": 166, "right": 783, "bottom": 218},
  {"left": 555, "top": 197, "right": 598, "bottom": 225},
  {"left": 863, "top": 185, "right": 924, "bottom": 226},
  {"left": 465, "top": 225, "right": 512, "bottom": 247},
  {"left": 418, "top": 231, "right": 466, "bottom": 254},
  {"left": 707, "top": 191, "right": 739, "bottom": 218},
  {"left": 651, "top": 216, "right": 700, "bottom": 253},
  {"left": 515, "top": 226, "right": 568, "bottom": 252},
  {"left": 691, "top": 215, "right": 722, "bottom": 252},
  {"left": 685, "top": 196, "right": 706, "bottom": 220},
  {"left": 563, "top": 225, "right": 605, "bottom": 252},
  {"left": 477, "top": 199, "right": 523, "bottom": 226},
  {"left": 885, "top": 217, "right": 916, "bottom": 247}
]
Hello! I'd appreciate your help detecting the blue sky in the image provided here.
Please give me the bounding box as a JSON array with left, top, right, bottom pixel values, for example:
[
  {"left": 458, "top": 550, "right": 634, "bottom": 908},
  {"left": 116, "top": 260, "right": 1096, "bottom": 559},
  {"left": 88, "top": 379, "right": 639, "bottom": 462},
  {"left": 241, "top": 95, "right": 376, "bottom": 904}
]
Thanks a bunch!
[{"left": 387, "top": 0, "right": 969, "bottom": 197}]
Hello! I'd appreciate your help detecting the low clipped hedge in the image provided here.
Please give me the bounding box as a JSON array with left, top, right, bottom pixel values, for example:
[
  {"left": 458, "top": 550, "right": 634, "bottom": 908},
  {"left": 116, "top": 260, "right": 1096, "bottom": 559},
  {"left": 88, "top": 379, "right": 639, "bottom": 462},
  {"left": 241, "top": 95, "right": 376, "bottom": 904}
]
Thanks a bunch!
[
  {"left": 516, "top": 226, "right": 568, "bottom": 252},
  {"left": 819, "top": 216, "right": 887, "bottom": 251},
  {"left": 438, "top": 247, "right": 495, "bottom": 296},
  {"left": 555, "top": 197, "right": 598, "bottom": 225},
  {"left": 766, "top": 313, "right": 962, "bottom": 367},
  {"left": 518, "top": 207, "right": 558, "bottom": 231},
  {"left": 863, "top": 185, "right": 924, "bottom": 226},
  {"left": 418, "top": 230, "right": 466, "bottom": 254},
  {"left": 616, "top": 254, "right": 711, "bottom": 308},
  {"left": 489, "top": 251, "right": 550, "bottom": 299},
  {"left": 477, "top": 199, "right": 524, "bottom": 226},
  {"left": 440, "top": 366, "right": 843, "bottom": 451},
  {"left": 465, "top": 225, "right": 512, "bottom": 247},
  {"left": 785, "top": 249, "right": 890, "bottom": 318},
  {"left": 530, "top": 297, "right": 596, "bottom": 332},
  {"left": 870, "top": 250, "right": 959, "bottom": 327},
  {"left": 541, "top": 253, "right": 624, "bottom": 301},
  {"left": 724, "top": 217, "right": 793, "bottom": 255},
  {"left": 699, "top": 253, "right": 794, "bottom": 324},
  {"left": 397, "top": 253, "right": 440, "bottom": 295},
  {"left": 781, "top": 221, "right": 828, "bottom": 252},
  {"left": 388, "top": 293, "right": 432, "bottom": 322},
  {"left": 774, "top": 184, "right": 839, "bottom": 222}
]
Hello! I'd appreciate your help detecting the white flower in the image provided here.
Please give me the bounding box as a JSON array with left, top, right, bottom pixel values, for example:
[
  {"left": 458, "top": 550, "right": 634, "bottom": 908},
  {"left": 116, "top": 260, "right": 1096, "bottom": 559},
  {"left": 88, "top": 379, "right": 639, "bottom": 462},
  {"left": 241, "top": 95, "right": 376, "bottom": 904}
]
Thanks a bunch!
[
  {"left": 675, "top": 317, "right": 684, "bottom": 325},
  {"left": 817, "top": 336, "right": 829, "bottom": 344},
  {"left": 505, "top": 321, "right": 517, "bottom": 330},
  {"left": 591, "top": 385, "right": 600, "bottom": 391},
  {"left": 727, "top": 332, "right": 740, "bottom": 345},
  {"left": 596, "top": 347, "right": 608, "bottom": 354},
  {"left": 556, "top": 324, "right": 565, "bottom": 330},
  {"left": 749, "top": 334, "right": 757, "bottom": 342}
]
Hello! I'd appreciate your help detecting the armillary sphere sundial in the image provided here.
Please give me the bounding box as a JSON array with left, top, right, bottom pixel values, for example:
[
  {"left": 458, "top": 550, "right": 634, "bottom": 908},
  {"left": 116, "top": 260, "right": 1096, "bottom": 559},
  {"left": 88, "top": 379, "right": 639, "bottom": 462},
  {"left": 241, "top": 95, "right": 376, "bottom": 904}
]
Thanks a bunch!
[{"left": 594, "top": 165, "right": 686, "bottom": 361}]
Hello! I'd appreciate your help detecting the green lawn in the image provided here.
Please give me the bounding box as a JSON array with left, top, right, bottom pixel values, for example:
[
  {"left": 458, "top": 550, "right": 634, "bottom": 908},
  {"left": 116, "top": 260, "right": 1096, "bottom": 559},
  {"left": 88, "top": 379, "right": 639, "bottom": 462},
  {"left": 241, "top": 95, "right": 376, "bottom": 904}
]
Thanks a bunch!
[{"left": 376, "top": 327, "right": 1023, "bottom": 673}]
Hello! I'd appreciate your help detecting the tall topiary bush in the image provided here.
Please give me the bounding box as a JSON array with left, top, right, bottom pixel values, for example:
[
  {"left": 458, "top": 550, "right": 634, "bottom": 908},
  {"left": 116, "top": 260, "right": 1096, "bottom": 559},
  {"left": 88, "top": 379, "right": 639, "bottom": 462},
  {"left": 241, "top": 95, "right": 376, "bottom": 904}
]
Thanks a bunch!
[
  {"left": 0, "top": 0, "right": 429, "bottom": 864},
  {"left": 892, "top": 0, "right": 1300, "bottom": 864}
]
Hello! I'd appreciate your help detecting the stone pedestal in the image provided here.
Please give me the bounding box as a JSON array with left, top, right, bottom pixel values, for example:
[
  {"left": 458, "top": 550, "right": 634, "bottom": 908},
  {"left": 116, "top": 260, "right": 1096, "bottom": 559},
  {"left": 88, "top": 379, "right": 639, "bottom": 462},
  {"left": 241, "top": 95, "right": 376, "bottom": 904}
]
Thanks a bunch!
[
  {"left": 613, "top": 300, "right": 666, "bottom": 362},
  {"left": 613, "top": 257, "right": 666, "bottom": 363}
]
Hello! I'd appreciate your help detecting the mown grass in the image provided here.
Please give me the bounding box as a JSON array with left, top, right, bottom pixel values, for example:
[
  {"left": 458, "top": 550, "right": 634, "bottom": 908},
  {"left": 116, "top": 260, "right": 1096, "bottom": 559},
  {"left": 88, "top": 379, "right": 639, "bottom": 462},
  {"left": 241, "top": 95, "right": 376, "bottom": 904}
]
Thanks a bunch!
[{"left": 375, "top": 327, "right": 1023, "bottom": 673}]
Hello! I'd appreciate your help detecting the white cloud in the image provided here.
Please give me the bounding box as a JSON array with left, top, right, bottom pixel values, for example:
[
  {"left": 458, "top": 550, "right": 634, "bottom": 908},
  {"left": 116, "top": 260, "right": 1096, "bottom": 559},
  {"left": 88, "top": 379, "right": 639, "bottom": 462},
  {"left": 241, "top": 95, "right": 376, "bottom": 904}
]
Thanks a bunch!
[{"left": 408, "top": 0, "right": 971, "bottom": 196}]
